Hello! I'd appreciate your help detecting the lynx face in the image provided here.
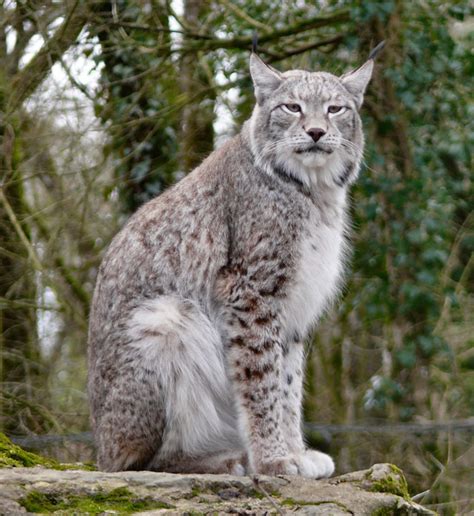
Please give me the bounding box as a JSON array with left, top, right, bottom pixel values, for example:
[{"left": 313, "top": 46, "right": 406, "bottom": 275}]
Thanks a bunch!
[{"left": 249, "top": 56, "right": 373, "bottom": 189}]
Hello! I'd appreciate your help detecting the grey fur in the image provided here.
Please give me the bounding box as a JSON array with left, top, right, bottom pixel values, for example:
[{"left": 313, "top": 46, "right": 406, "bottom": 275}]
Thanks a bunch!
[{"left": 88, "top": 53, "right": 374, "bottom": 477}]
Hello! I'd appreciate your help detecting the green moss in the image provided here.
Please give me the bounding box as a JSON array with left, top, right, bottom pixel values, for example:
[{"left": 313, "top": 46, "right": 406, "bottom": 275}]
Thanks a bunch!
[
  {"left": 388, "top": 464, "right": 406, "bottom": 478},
  {"left": 0, "top": 432, "right": 96, "bottom": 470},
  {"left": 281, "top": 498, "right": 349, "bottom": 510},
  {"left": 371, "top": 503, "right": 419, "bottom": 516},
  {"left": 190, "top": 485, "right": 202, "bottom": 498},
  {"left": 249, "top": 489, "right": 265, "bottom": 500},
  {"left": 65, "top": 461, "right": 97, "bottom": 471},
  {"left": 368, "top": 466, "right": 410, "bottom": 501},
  {"left": 281, "top": 497, "right": 300, "bottom": 507},
  {"left": 0, "top": 432, "right": 61, "bottom": 469},
  {"left": 249, "top": 487, "right": 281, "bottom": 500},
  {"left": 19, "top": 487, "right": 174, "bottom": 514}
]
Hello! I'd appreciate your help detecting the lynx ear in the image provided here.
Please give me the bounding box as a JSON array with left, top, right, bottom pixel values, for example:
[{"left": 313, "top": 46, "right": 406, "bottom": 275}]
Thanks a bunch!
[
  {"left": 250, "top": 53, "right": 283, "bottom": 105},
  {"left": 341, "top": 41, "right": 385, "bottom": 109},
  {"left": 340, "top": 60, "right": 374, "bottom": 109}
]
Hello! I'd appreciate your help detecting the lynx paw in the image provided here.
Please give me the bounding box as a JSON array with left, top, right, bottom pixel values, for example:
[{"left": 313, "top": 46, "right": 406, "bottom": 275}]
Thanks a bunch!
[
  {"left": 258, "top": 457, "right": 299, "bottom": 476},
  {"left": 293, "top": 449, "right": 335, "bottom": 478},
  {"left": 257, "top": 450, "right": 334, "bottom": 478},
  {"left": 257, "top": 450, "right": 333, "bottom": 478}
]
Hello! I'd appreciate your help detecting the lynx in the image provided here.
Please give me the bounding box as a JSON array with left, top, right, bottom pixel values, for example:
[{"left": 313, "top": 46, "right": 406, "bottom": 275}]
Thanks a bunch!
[{"left": 88, "top": 47, "right": 380, "bottom": 477}]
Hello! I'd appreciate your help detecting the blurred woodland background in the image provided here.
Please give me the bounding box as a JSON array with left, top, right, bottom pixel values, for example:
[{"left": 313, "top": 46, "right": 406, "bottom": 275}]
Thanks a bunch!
[{"left": 0, "top": 0, "right": 472, "bottom": 513}]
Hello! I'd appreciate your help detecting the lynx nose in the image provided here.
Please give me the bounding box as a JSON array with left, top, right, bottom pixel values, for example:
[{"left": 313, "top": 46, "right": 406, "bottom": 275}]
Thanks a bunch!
[{"left": 306, "top": 127, "right": 326, "bottom": 142}]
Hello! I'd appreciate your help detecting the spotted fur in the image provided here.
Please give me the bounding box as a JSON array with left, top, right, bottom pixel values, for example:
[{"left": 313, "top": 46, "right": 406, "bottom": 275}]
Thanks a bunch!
[{"left": 88, "top": 53, "right": 374, "bottom": 477}]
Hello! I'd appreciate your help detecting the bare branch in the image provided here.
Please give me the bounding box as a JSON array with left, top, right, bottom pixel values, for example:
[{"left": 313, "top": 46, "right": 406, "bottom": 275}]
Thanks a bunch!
[
  {"left": 0, "top": 186, "right": 43, "bottom": 272},
  {"left": 217, "top": 0, "right": 271, "bottom": 32},
  {"left": 194, "top": 9, "right": 350, "bottom": 51},
  {"left": 7, "top": 1, "right": 89, "bottom": 112},
  {"left": 93, "top": 8, "right": 350, "bottom": 54},
  {"left": 267, "top": 35, "right": 346, "bottom": 63},
  {"left": 103, "top": 21, "right": 214, "bottom": 40}
]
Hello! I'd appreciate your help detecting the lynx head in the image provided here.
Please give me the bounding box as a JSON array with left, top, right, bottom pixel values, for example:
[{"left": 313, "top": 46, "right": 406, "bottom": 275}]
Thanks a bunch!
[{"left": 248, "top": 52, "right": 377, "bottom": 190}]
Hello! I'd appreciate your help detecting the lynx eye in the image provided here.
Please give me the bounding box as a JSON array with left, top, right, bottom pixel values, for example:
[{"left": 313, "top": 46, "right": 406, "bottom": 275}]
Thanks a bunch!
[
  {"left": 328, "top": 105, "right": 344, "bottom": 114},
  {"left": 282, "top": 103, "right": 301, "bottom": 114}
]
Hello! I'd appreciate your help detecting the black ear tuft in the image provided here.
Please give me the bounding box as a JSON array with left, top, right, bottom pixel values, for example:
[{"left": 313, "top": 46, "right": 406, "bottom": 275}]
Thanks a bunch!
[
  {"left": 368, "top": 40, "right": 386, "bottom": 61},
  {"left": 249, "top": 53, "right": 283, "bottom": 105},
  {"left": 252, "top": 32, "right": 258, "bottom": 53}
]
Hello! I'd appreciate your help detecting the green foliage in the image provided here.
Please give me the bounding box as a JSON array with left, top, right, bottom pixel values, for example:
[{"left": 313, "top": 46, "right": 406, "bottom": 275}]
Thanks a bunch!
[
  {"left": 294, "top": 0, "right": 474, "bottom": 424},
  {"left": 94, "top": 1, "right": 179, "bottom": 212},
  {"left": 349, "top": 1, "right": 473, "bottom": 417}
]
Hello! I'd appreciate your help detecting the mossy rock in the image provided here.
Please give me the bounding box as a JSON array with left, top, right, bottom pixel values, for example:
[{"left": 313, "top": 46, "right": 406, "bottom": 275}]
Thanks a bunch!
[
  {"left": 366, "top": 463, "right": 411, "bottom": 500},
  {"left": 0, "top": 450, "right": 436, "bottom": 515},
  {"left": 0, "top": 432, "right": 94, "bottom": 471}
]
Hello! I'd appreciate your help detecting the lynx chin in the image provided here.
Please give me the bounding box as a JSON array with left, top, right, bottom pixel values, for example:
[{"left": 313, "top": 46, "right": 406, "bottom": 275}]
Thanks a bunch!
[{"left": 88, "top": 49, "right": 378, "bottom": 477}]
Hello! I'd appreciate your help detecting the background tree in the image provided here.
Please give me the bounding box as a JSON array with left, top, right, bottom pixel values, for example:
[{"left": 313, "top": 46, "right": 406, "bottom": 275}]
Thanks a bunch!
[
  {"left": 93, "top": 0, "right": 179, "bottom": 212},
  {"left": 0, "top": 0, "right": 90, "bottom": 435}
]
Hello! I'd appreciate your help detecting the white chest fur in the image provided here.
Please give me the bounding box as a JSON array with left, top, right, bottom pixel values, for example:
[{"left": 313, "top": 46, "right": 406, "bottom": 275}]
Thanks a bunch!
[{"left": 283, "top": 202, "right": 346, "bottom": 339}]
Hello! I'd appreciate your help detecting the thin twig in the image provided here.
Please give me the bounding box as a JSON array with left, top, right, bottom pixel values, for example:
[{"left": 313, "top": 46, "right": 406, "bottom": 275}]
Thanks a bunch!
[
  {"left": 105, "top": 21, "right": 214, "bottom": 40},
  {"left": 252, "top": 477, "right": 284, "bottom": 515},
  {"left": 218, "top": 0, "right": 271, "bottom": 31},
  {"left": 95, "top": 8, "right": 350, "bottom": 53},
  {"left": 0, "top": 187, "right": 43, "bottom": 272},
  {"left": 267, "top": 35, "right": 346, "bottom": 63},
  {"left": 412, "top": 490, "right": 430, "bottom": 502}
]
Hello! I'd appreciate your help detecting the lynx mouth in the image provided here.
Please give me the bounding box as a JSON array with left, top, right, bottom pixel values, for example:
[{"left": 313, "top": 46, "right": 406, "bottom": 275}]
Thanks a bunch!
[{"left": 295, "top": 145, "right": 333, "bottom": 155}]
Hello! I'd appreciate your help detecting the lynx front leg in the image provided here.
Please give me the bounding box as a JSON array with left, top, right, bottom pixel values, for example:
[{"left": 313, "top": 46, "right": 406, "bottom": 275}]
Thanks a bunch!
[
  {"left": 217, "top": 269, "right": 296, "bottom": 474},
  {"left": 281, "top": 339, "right": 335, "bottom": 478},
  {"left": 228, "top": 320, "right": 296, "bottom": 475},
  {"left": 281, "top": 339, "right": 306, "bottom": 453}
]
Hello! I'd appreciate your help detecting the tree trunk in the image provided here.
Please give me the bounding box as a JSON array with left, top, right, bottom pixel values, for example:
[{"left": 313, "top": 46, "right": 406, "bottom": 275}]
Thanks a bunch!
[
  {"left": 179, "top": 0, "right": 215, "bottom": 173},
  {"left": 0, "top": 3, "right": 88, "bottom": 434}
]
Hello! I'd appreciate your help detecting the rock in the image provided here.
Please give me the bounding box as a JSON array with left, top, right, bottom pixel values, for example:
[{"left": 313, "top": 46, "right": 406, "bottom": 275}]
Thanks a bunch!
[
  {"left": 0, "top": 463, "right": 436, "bottom": 515},
  {"left": 0, "top": 433, "right": 435, "bottom": 514}
]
